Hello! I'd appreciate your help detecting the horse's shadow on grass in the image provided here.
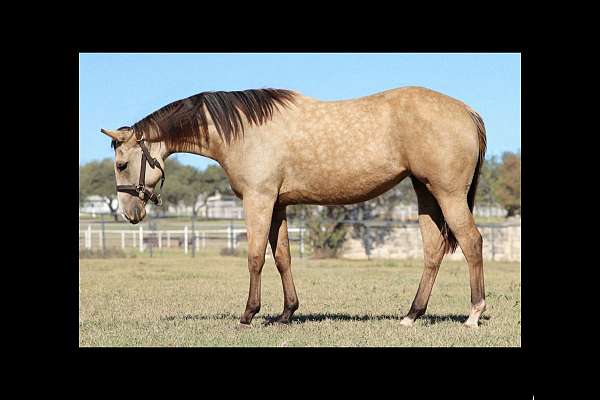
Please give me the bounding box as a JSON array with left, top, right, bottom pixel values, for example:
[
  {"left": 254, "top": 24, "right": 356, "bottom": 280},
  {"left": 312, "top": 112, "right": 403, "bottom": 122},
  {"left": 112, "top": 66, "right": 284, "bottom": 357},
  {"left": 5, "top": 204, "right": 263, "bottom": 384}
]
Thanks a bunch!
[
  {"left": 264, "top": 313, "right": 489, "bottom": 325},
  {"left": 163, "top": 312, "right": 489, "bottom": 325},
  {"left": 161, "top": 313, "right": 239, "bottom": 321}
]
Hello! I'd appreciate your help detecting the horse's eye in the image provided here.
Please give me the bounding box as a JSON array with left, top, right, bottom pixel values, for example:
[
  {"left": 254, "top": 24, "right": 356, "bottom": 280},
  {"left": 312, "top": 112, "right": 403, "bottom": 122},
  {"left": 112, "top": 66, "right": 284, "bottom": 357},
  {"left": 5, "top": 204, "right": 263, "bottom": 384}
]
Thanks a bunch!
[{"left": 117, "top": 161, "right": 128, "bottom": 172}]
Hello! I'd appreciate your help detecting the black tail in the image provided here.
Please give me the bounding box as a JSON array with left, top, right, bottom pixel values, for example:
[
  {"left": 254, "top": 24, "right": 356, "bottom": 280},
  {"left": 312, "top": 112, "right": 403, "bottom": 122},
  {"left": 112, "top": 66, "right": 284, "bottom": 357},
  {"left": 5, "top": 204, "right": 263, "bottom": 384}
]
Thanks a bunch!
[{"left": 441, "top": 108, "right": 487, "bottom": 254}]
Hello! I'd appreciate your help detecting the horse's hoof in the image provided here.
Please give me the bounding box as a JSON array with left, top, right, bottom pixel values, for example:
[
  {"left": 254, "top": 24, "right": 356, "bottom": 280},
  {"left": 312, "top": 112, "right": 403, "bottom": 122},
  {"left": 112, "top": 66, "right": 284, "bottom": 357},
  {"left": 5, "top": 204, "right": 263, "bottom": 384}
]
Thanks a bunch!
[
  {"left": 400, "top": 317, "right": 415, "bottom": 327},
  {"left": 237, "top": 322, "right": 252, "bottom": 330}
]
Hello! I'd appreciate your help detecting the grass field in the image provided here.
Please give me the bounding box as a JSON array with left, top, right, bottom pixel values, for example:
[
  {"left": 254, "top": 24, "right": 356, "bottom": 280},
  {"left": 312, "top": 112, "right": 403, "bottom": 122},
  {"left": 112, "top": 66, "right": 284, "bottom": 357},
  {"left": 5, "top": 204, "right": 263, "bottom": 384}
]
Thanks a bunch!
[{"left": 79, "top": 254, "right": 520, "bottom": 347}]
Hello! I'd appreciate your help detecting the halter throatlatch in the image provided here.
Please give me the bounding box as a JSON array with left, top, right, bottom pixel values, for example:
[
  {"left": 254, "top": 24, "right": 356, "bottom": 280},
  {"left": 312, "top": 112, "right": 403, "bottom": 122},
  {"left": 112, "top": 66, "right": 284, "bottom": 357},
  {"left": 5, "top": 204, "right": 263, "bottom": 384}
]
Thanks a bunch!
[{"left": 116, "top": 136, "right": 165, "bottom": 206}]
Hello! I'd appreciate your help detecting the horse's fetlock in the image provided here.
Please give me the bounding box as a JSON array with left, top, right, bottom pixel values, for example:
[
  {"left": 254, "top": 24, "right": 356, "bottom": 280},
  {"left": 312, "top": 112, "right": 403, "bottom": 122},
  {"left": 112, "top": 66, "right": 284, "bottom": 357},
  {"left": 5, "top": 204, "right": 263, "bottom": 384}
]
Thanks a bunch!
[
  {"left": 285, "top": 300, "right": 299, "bottom": 312},
  {"left": 472, "top": 299, "right": 486, "bottom": 312},
  {"left": 247, "top": 303, "right": 260, "bottom": 315}
]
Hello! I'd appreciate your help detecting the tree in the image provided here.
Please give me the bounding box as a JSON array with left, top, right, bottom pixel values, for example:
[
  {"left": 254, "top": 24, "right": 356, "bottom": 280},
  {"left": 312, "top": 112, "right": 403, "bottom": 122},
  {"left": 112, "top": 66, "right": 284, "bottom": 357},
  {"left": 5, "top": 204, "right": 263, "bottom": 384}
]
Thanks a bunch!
[
  {"left": 476, "top": 156, "right": 500, "bottom": 207},
  {"left": 289, "top": 204, "right": 350, "bottom": 258},
  {"left": 79, "top": 159, "right": 120, "bottom": 221},
  {"left": 160, "top": 159, "right": 233, "bottom": 218},
  {"left": 494, "top": 151, "right": 521, "bottom": 217},
  {"left": 159, "top": 159, "right": 198, "bottom": 215}
]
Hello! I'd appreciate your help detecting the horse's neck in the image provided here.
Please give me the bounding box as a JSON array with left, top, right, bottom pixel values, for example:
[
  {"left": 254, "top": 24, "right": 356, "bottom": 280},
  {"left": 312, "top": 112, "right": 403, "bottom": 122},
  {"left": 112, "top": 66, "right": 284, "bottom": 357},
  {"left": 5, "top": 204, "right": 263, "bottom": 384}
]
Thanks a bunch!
[
  {"left": 166, "top": 141, "right": 223, "bottom": 164},
  {"left": 164, "top": 100, "right": 300, "bottom": 167},
  {"left": 163, "top": 124, "right": 227, "bottom": 165}
]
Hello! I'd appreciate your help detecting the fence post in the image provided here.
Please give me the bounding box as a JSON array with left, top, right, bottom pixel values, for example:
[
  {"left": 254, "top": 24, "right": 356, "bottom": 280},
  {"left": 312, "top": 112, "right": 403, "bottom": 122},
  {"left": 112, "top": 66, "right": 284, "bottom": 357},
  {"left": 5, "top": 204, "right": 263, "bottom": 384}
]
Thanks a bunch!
[
  {"left": 132, "top": 231, "right": 136, "bottom": 248},
  {"left": 195, "top": 231, "right": 200, "bottom": 252},
  {"left": 87, "top": 225, "right": 91, "bottom": 249},
  {"left": 139, "top": 226, "right": 144, "bottom": 252},
  {"left": 121, "top": 231, "right": 125, "bottom": 249},
  {"left": 300, "top": 225, "right": 305, "bottom": 258},
  {"left": 167, "top": 231, "right": 171, "bottom": 248},
  {"left": 191, "top": 215, "right": 196, "bottom": 258},
  {"left": 490, "top": 225, "right": 495, "bottom": 261},
  {"left": 202, "top": 231, "right": 206, "bottom": 248},
  {"left": 228, "top": 222, "right": 233, "bottom": 251},
  {"left": 158, "top": 231, "right": 162, "bottom": 249},
  {"left": 507, "top": 224, "right": 513, "bottom": 262},
  {"left": 100, "top": 213, "right": 106, "bottom": 256},
  {"left": 184, "top": 226, "right": 188, "bottom": 254}
]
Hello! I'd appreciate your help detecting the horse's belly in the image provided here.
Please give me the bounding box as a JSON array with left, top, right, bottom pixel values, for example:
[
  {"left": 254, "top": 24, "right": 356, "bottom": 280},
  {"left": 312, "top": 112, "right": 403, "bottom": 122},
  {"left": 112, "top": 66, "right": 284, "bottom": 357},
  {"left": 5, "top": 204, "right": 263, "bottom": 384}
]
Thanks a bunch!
[{"left": 279, "top": 167, "right": 409, "bottom": 205}]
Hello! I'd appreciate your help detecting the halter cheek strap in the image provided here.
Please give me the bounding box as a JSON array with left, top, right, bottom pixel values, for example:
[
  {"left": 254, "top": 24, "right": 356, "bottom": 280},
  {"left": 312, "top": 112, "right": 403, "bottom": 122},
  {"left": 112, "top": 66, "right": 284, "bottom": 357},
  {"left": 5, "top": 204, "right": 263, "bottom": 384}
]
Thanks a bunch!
[{"left": 116, "top": 137, "right": 165, "bottom": 206}]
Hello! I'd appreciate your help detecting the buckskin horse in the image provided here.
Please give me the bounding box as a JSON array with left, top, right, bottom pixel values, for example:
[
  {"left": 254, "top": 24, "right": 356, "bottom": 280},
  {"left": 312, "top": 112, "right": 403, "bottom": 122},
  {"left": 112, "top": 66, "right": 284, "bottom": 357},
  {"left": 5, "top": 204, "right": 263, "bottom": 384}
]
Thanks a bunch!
[{"left": 101, "top": 86, "right": 487, "bottom": 328}]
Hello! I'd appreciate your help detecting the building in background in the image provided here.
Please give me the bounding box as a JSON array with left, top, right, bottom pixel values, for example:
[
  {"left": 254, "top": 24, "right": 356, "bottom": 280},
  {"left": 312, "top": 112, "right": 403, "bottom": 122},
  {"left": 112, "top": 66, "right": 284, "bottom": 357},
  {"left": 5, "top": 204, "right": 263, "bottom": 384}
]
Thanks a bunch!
[
  {"left": 202, "top": 191, "right": 244, "bottom": 219},
  {"left": 164, "top": 191, "right": 244, "bottom": 219},
  {"left": 79, "top": 195, "right": 117, "bottom": 217}
]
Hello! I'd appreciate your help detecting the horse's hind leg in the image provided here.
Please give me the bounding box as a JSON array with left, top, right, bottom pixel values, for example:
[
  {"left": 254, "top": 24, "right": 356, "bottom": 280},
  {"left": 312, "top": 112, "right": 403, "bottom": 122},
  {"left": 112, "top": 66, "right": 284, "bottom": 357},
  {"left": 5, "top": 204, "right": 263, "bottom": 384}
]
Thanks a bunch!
[
  {"left": 436, "top": 192, "right": 486, "bottom": 328},
  {"left": 268, "top": 204, "right": 299, "bottom": 323},
  {"left": 400, "top": 177, "right": 447, "bottom": 327}
]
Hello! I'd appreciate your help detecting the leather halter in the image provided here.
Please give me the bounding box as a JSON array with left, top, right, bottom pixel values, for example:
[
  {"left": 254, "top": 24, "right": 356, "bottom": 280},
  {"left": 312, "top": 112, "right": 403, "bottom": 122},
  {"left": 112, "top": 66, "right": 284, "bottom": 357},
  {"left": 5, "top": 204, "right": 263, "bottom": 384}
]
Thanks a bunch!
[{"left": 116, "top": 135, "right": 165, "bottom": 206}]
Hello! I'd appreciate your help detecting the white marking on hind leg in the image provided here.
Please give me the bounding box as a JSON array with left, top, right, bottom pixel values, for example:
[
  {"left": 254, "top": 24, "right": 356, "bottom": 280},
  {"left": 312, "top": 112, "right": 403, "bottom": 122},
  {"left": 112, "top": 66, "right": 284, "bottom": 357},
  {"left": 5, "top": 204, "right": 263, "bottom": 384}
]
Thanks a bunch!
[{"left": 464, "top": 300, "right": 486, "bottom": 328}]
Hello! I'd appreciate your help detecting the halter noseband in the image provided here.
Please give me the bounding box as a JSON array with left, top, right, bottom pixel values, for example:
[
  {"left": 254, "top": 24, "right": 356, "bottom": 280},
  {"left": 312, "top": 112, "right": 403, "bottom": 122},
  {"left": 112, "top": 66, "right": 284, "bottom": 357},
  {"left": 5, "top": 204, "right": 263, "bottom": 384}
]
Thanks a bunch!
[{"left": 116, "top": 135, "right": 165, "bottom": 206}]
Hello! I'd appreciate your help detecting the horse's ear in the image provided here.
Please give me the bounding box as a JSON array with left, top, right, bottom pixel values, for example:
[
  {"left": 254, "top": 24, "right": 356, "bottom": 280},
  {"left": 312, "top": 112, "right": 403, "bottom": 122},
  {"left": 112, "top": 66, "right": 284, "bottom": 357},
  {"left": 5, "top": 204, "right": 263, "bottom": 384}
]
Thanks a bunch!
[{"left": 101, "top": 128, "right": 133, "bottom": 142}]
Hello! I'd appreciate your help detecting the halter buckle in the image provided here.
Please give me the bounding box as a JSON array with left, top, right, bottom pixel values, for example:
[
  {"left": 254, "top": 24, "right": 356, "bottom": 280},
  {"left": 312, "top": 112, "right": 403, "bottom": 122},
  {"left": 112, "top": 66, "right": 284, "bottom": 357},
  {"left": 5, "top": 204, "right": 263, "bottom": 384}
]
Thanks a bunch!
[{"left": 136, "top": 185, "right": 146, "bottom": 200}]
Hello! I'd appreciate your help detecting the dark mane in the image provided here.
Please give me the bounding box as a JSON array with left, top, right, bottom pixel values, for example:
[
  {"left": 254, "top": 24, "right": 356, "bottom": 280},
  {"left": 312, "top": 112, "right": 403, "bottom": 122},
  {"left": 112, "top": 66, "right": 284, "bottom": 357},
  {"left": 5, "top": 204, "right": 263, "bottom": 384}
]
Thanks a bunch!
[{"left": 130, "top": 88, "right": 296, "bottom": 151}]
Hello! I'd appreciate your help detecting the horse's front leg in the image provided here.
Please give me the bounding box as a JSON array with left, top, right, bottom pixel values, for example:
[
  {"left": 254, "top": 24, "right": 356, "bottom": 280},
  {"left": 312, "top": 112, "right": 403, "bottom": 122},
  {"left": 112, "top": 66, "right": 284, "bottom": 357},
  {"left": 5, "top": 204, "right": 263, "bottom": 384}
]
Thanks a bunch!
[
  {"left": 239, "top": 191, "right": 277, "bottom": 326},
  {"left": 268, "top": 204, "right": 299, "bottom": 323}
]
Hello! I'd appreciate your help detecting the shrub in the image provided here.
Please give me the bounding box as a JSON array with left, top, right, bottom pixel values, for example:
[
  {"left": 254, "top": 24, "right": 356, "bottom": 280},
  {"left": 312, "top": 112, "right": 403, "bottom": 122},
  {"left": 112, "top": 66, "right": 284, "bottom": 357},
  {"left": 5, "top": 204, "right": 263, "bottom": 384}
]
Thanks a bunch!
[
  {"left": 79, "top": 248, "right": 133, "bottom": 259},
  {"left": 219, "top": 247, "right": 247, "bottom": 257}
]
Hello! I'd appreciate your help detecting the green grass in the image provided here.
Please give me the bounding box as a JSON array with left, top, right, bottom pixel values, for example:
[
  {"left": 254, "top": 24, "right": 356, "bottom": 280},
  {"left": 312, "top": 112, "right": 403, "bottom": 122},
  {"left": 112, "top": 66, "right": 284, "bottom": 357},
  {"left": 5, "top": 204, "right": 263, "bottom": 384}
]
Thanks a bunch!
[{"left": 79, "top": 255, "right": 520, "bottom": 347}]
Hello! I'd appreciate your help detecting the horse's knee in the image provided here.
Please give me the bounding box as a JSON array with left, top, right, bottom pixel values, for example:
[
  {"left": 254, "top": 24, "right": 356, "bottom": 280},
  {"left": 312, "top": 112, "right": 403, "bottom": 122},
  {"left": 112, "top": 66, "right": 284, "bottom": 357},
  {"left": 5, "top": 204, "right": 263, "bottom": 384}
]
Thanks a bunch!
[
  {"left": 274, "top": 253, "right": 291, "bottom": 272},
  {"left": 248, "top": 252, "right": 265, "bottom": 272}
]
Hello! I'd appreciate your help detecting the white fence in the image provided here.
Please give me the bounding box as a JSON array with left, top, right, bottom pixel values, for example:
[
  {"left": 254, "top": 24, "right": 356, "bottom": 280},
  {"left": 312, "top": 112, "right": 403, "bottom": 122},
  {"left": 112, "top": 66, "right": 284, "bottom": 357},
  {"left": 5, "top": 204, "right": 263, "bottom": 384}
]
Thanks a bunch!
[
  {"left": 79, "top": 225, "right": 306, "bottom": 256},
  {"left": 79, "top": 219, "right": 519, "bottom": 262}
]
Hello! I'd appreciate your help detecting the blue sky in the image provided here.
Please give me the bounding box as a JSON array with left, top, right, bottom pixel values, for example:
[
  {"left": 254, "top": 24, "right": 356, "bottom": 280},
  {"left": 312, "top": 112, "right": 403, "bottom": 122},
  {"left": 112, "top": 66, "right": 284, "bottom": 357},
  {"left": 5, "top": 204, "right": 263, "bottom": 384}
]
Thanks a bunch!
[{"left": 80, "top": 53, "right": 520, "bottom": 170}]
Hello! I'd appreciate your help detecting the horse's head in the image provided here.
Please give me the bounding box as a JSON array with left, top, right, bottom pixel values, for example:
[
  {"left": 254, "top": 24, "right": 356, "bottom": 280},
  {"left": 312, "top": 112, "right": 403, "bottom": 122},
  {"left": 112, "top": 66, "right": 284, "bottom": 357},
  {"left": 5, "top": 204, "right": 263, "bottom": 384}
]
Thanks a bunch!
[{"left": 101, "top": 127, "right": 166, "bottom": 224}]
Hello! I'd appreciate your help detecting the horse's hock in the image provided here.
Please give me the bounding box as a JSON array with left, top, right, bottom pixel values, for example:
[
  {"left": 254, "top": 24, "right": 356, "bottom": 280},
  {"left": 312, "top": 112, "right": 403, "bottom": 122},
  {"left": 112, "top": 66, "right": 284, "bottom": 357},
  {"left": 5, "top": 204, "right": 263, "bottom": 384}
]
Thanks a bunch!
[{"left": 341, "top": 218, "right": 521, "bottom": 262}]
